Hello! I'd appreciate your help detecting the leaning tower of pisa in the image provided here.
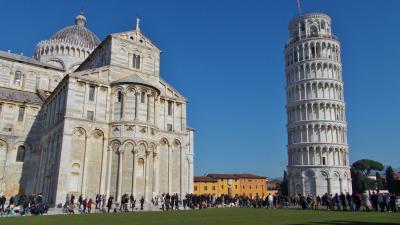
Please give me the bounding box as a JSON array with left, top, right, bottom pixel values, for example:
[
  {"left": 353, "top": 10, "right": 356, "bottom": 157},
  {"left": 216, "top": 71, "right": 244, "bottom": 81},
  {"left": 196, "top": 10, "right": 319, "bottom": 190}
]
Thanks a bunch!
[{"left": 284, "top": 13, "right": 352, "bottom": 197}]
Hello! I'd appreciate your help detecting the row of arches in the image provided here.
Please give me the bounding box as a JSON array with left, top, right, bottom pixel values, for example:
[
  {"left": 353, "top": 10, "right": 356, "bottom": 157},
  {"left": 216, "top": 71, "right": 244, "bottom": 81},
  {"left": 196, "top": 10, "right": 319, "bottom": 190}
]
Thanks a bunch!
[
  {"left": 37, "top": 44, "right": 91, "bottom": 59},
  {"left": 286, "top": 62, "right": 342, "bottom": 84},
  {"left": 289, "top": 168, "right": 351, "bottom": 196},
  {"left": 288, "top": 147, "right": 348, "bottom": 167},
  {"left": 287, "top": 102, "right": 345, "bottom": 123},
  {"left": 287, "top": 82, "right": 343, "bottom": 103},
  {"left": 286, "top": 40, "right": 340, "bottom": 66},
  {"left": 107, "top": 137, "right": 185, "bottom": 201},
  {"left": 288, "top": 123, "right": 347, "bottom": 145},
  {"left": 112, "top": 85, "right": 158, "bottom": 123},
  {"left": 290, "top": 16, "right": 331, "bottom": 40}
]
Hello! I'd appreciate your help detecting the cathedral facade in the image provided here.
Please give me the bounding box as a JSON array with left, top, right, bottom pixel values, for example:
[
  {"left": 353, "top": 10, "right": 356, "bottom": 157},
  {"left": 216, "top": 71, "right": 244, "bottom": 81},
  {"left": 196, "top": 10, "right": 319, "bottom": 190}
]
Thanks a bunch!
[{"left": 0, "top": 13, "right": 194, "bottom": 206}]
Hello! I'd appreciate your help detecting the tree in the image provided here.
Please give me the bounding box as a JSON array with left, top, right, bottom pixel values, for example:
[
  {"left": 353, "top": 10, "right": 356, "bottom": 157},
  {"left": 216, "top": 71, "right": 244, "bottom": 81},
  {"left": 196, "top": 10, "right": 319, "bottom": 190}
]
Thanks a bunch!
[
  {"left": 279, "top": 170, "right": 288, "bottom": 196},
  {"left": 386, "top": 166, "right": 395, "bottom": 193},
  {"left": 351, "top": 159, "right": 385, "bottom": 193},
  {"left": 352, "top": 159, "right": 384, "bottom": 175},
  {"left": 375, "top": 172, "right": 384, "bottom": 190}
]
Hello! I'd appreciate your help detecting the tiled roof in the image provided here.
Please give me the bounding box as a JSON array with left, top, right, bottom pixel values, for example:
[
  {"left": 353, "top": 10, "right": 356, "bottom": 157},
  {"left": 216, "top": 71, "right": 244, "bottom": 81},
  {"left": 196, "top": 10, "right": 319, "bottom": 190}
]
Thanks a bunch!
[
  {"left": 194, "top": 176, "right": 217, "bottom": 182},
  {"left": 234, "top": 173, "right": 267, "bottom": 179},
  {"left": 207, "top": 174, "right": 238, "bottom": 179},
  {"left": 206, "top": 173, "right": 267, "bottom": 180},
  {"left": 0, "top": 87, "right": 43, "bottom": 105},
  {"left": 111, "top": 75, "right": 161, "bottom": 93},
  {"left": 0, "top": 50, "right": 64, "bottom": 71}
]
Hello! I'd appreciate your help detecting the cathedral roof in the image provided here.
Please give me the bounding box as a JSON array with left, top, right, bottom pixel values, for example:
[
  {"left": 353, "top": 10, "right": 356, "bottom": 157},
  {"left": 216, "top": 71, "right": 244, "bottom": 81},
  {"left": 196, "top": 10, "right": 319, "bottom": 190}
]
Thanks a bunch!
[
  {"left": 49, "top": 12, "right": 100, "bottom": 49},
  {"left": 0, "top": 87, "right": 43, "bottom": 105},
  {"left": 111, "top": 75, "right": 161, "bottom": 93},
  {"left": 0, "top": 50, "right": 64, "bottom": 71}
]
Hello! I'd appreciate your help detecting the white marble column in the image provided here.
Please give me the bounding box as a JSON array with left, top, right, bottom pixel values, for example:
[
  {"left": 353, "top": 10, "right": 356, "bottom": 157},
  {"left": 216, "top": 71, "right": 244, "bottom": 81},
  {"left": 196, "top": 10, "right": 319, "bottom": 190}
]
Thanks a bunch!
[
  {"left": 135, "top": 92, "right": 139, "bottom": 120},
  {"left": 117, "top": 151, "right": 123, "bottom": 202},
  {"left": 152, "top": 151, "right": 159, "bottom": 196},
  {"left": 144, "top": 150, "right": 150, "bottom": 201},
  {"left": 132, "top": 150, "right": 137, "bottom": 196},
  {"left": 168, "top": 144, "right": 171, "bottom": 193}
]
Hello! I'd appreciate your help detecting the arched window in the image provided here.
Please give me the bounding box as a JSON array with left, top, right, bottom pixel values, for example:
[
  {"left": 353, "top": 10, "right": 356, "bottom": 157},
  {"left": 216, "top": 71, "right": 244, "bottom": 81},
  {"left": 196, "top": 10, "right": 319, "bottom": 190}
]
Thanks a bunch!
[
  {"left": 116, "top": 91, "right": 123, "bottom": 103},
  {"left": 132, "top": 54, "right": 140, "bottom": 69},
  {"left": 141, "top": 92, "right": 145, "bottom": 103},
  {"left": 310, "top": 26, "right": 318, "bottom": 37},
  {"left": 16, "top": 146, "right": 25, "bottom": 162},
  {"left": 137, "top": 158, "right": 145, "bottom": 176},
  {"left": 14, "top": 71, "right": 22, "bottom": 86}
]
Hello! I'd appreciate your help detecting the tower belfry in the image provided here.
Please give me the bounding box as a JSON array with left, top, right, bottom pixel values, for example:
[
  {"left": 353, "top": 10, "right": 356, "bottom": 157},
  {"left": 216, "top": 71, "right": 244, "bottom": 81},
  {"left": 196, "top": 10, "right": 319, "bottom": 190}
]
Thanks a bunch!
[{"left": 284, "top": 13, "right": 352, "bottom": 196}]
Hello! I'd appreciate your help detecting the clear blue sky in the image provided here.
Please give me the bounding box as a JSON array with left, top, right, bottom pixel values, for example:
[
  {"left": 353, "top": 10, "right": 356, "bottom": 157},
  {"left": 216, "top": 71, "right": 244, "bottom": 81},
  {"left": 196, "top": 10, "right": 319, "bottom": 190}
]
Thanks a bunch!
[{"left": 1, "top": 0, "right": 399, "bottom": 178}]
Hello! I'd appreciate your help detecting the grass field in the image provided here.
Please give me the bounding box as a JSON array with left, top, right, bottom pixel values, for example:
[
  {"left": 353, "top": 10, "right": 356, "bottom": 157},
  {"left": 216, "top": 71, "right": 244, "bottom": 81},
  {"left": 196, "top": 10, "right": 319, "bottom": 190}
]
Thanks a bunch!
[{"left": 0, "top": 208, "right": 399, "bottom": 225}]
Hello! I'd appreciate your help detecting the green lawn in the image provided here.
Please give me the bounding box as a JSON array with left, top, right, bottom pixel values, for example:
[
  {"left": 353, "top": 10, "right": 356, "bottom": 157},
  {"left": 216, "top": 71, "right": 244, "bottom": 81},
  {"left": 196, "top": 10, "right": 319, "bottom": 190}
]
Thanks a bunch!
[{"left": 0, "top": 208, "right": 399, "bottom": 225}]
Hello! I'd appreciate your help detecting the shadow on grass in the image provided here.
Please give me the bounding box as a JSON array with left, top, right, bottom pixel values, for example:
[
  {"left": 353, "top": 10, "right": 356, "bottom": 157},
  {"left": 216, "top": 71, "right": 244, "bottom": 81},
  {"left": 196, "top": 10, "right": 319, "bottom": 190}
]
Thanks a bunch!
[{"left": 288, "top": 221, "right": 399, "bottom": 225}]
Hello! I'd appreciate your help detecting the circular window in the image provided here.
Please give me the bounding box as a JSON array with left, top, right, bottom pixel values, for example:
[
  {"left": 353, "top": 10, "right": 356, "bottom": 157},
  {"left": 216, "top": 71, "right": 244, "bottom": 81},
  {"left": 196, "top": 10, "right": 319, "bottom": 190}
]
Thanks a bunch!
[{"left": 130, "top": 36, "right": 134, "bottom": 40}]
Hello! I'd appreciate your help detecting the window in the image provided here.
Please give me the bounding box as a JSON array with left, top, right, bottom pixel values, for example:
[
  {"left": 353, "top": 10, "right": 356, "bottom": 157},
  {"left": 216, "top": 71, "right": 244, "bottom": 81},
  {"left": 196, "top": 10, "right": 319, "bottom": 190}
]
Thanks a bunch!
[
  {"left": 168, "top": 101, "right": 173, "bottom": 116},
  {"left": 141, "top": 92, "right": 145, "bottom": 103},
  {"left": 87, "top": 110, "right": 94, "bottom": 121},
  {"left": 221, "top": 185, "right": 224, "bottom": 189},
  {"left": 89, "top": 85, "right": 95, "bottom": 101},
  {"left": 16, "top": 146, "right": 25, "bottom": 162},
  {"left": 212, "top": 186, "right": 216, "bottom": 190},
  {"left": 116, "top": 91, "right": 123, "bottom": 102},
  {"left": 14, "top": 71, "right": 22, "bottom": 86},
  {"left": 167, "top": 124, "right": 173, "bottom": 132},
  {"left": 243, "top": 185, "right": 245, "bottom": 189},
  {"left": 18, "top": 106, "right": 25, "bottom": 122},
  {"left": 235, "top": 185, "right": 238, "bottom": 189},
  {"left": 322, "top": 157, "right": 326, "bottom": 165},
  {"left": 204, "top": 186, "right": 207, "bottom": 191},
  {"left": 132, "top": 54, "right": 140, "bottom": 69},
  {"left": 194, "top": 186, "right": 197, "bottom": 191}
]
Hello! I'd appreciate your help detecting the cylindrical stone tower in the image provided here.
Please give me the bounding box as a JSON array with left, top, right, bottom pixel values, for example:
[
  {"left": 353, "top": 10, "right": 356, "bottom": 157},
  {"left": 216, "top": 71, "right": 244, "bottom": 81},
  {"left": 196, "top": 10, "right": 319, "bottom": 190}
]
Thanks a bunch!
[{"left": 284, "top": 13, "right": 352, "bottom": 197}]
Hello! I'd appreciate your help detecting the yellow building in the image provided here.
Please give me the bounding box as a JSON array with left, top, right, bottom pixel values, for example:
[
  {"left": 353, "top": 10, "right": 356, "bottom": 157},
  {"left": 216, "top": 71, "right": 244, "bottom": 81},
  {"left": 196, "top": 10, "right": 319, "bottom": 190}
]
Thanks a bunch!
[{"left": 194, "top": 173, "right": 268, "bottom": 198}]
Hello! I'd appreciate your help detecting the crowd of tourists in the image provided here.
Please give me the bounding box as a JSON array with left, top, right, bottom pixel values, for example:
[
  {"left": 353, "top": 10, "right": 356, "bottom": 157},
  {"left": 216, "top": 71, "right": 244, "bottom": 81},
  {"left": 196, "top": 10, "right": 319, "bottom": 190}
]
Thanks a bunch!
[
  {"left": 1, "top": 191, "right": 400, "bottom": 216},
  {"left": 182, "top": 192, "right": 400, "bottom": 212},
  {"left": 0, "top": 193, "right": 49, "bottom": 216}
]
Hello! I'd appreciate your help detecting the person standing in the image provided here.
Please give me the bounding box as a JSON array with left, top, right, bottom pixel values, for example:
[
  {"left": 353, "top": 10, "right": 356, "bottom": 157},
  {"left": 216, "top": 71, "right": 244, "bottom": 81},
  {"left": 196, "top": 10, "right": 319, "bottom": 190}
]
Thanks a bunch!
[
  {"left": 130, "top": 194, "right": 135, "bottom": 211},
  {"left": 70, "top": 194, "right": 75, "bottom": 209},
  {"left": 107, "top": 196, "right": 113, "bottom": 213},
  {"left": 87, "top": 198, "right": 93, "bottom": 213},
  {"left": 267, "top": 194, "right": 273, "bottom": 209},
  {"left": 0, "top": 195, "right": 6, "bottom": 211},
  {"left": 78, "top": 194, "right": 83, "bottom": 210},
  {"left": 140, "top": 197, "right": 145, "bottom": 210}
]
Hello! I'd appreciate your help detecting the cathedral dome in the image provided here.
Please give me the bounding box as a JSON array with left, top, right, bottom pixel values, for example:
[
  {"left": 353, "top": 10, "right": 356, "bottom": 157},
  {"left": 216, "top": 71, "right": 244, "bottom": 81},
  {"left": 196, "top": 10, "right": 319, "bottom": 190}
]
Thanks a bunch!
[
  {"left": 35, "top": 12, "right": 101, "bottom": 72},
  {"left": 49, "top": 13, "right": 100, "bottom": 49}
]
